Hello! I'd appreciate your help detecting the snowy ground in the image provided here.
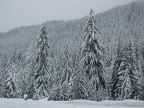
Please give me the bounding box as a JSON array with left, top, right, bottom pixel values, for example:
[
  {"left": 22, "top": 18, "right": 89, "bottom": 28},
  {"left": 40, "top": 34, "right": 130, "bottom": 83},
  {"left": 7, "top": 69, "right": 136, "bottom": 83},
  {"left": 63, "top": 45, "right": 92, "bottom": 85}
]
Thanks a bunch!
[{"left": 0, "top": 98, "right": 144, "bottom": 108}]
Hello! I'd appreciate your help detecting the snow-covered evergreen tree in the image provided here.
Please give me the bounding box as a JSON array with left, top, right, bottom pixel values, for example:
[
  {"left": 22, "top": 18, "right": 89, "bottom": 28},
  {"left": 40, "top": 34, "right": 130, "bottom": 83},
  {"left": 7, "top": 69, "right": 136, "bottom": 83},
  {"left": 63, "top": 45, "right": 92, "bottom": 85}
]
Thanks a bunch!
[
  {"left": 13, "top": 50, "right": 27, "bottom": 98},
  {"left": 0, "top": 54, "right": 8, "bottom": 97},
  {"left": 81, "top": 9, "right": 106, "bottom": 101},
  {"left": 24, "top": 49, "right": 36, "bottom": 99},
  {"left": 34, "top": 25, "right": 50, "bottom": 99},
  {"left": 59, "top": 43, "right": 74, "bottom": 100},
  {"left": 111, "top": 43, "right": 139, "bottom": 100},
  {"left": 140, "top": 46, "right": 144, "bottom": 100},
  {"left": 49, "top": 43, "right": 73, "bottom": 101},
  {"left": 46, "top": 52, "right": 59, "bottom": 101},
  {"left": 72, "top": 58, "right": 87, "bottom": 99},
  {"left": 5, "top": 59, "right": 16, "bottom": 98}
]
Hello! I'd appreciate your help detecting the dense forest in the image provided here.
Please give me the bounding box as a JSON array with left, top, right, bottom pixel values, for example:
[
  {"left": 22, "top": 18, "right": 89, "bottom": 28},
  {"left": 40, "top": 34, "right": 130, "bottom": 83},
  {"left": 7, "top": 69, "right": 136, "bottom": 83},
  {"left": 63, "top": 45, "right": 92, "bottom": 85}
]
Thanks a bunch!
[{"left": 0, "top": 1, "right": 144, "bottom": 101}]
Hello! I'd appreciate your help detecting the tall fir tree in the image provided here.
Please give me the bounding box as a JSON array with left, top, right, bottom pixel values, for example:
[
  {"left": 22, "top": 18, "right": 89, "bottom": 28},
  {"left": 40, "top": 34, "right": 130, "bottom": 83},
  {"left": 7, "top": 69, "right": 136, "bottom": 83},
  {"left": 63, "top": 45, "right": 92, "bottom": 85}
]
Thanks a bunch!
[
  {"left": 111, "top": 43, "right": 139, "bottom": 100},
  {"left": 34, "top": 25, "right": 50, "bottom": 99},
  {"left": 25, "top": 51, "right": 36, "bottom": 99},
  {"left": 59, "top": 43, "right": 74, "bottom": 100},
  {"left": 5, "top": 58, "right": 16, "bottom": 98},
  {"left": 49, "top": 43, "right": 74, "bottom": 101},
  {"left": 81, "top": 9, "right": 106, "bottom": 101}
]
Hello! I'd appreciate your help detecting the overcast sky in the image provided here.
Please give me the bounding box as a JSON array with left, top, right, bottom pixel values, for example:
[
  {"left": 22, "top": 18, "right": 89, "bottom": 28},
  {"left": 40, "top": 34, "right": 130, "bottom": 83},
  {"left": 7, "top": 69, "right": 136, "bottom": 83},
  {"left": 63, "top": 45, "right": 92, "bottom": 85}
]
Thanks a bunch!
[{"left": 0, "top": 0, "right": 136, "bottom": 33}]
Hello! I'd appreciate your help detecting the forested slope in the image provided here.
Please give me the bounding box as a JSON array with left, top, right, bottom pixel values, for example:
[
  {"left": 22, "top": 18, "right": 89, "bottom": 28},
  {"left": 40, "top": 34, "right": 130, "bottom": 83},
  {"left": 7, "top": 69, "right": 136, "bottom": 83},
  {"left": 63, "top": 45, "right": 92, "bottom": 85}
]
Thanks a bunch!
[{"left": 0, "top": 1, "right": 144, "bottom": 100}]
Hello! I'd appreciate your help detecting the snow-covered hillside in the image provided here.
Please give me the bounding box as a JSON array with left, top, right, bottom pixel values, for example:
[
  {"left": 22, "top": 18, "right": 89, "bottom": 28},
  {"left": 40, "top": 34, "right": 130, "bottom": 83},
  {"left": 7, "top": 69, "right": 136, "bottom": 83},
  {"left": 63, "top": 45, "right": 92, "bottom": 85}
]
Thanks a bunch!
[
  {"left": 0, "top": 98, "right": 143, "bottom": 108},
  {"left": 0, "top": 0, "right": 144, "bottom": 105}
]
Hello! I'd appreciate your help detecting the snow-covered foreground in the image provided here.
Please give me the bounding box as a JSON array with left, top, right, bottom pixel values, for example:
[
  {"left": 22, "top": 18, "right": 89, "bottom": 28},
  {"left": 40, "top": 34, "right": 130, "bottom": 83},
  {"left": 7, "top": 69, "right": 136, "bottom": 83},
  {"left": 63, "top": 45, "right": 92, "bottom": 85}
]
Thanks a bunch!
[{"left": 0, "top": 98, "right": 144, "bottom": 108}]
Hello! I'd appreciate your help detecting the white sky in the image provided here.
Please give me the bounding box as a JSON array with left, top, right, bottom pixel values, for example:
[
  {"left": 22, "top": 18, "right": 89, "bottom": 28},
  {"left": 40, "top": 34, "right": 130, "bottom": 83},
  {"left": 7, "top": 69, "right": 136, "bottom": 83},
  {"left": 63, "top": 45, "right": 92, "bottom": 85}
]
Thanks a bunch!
[{"left": 0, "top": 0, "right": 136, "bottom": 33}]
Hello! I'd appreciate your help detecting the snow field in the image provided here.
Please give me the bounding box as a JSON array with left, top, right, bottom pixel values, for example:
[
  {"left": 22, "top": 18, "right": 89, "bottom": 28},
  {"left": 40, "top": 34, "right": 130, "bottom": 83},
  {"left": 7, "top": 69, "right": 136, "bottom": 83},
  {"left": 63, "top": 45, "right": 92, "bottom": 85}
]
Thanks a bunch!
[{"left": 0, "top": 98, "right": 144, "bottom": 108}]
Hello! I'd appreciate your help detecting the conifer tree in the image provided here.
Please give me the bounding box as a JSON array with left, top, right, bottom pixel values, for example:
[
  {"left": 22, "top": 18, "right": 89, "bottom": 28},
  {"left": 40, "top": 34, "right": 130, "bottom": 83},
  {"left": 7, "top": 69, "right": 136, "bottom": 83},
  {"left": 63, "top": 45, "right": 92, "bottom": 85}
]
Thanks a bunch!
[
  {"left": 111, "top": 43, "right": 139, "bottom": 100},
  {"left": 5, "top": 59, "right": 16, "bottom": 98},
  {"left": 49, "top": 43, "right": 74, "bottom": 101},
  {"left": 59, "top": 43, "right": 74, "bottom": 100},
  {"left": 72, "top": 58, "right": 87, "bottom": 99},
  {"left": 0, "top": 54, "right": 8, "bottom": 97},
  {"left": 34, "top": 25, "right": 50, "bottom": 99},
  {"left": 81, "top": 9, "right": 106, "bottom": 101},
  {"left": 141, "top": 46, "right": 144, "bottom": 100}
]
